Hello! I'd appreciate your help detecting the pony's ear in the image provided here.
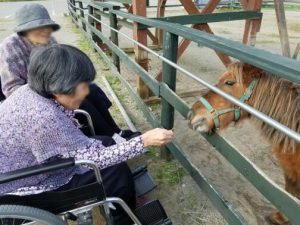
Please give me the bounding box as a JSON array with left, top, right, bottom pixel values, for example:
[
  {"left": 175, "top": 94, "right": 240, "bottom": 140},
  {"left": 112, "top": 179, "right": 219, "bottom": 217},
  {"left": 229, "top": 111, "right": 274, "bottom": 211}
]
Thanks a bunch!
[{"left": 242, "top": 63, "right": 264, "bottom": 79}]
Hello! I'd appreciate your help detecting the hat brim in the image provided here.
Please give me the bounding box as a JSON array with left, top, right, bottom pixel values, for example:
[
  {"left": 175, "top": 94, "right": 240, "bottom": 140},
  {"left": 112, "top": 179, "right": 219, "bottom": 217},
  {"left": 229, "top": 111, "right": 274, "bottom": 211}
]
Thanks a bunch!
[{"left": 14, "top": 19, "right": 60, "bottom": 33}]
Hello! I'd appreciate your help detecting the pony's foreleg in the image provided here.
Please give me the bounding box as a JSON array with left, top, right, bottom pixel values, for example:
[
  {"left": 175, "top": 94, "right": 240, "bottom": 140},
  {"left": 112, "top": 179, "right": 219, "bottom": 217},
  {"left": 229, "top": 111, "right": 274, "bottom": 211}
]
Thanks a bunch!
[
  {"left": 267, "top": 174, "right": 300, "bottom": 225},
  {"left": 284, "top": 173, "right": 300, "bottom": 198},
  {"left": 267, "top": 147, "right": 299, "bottom": 225}
]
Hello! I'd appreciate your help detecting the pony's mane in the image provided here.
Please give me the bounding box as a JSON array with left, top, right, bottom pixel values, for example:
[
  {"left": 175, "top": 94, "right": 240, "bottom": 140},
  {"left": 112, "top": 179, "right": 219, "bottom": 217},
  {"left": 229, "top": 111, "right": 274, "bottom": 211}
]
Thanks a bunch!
[{"left": 228, "top": 62, "right": 300, "bottom": 152}]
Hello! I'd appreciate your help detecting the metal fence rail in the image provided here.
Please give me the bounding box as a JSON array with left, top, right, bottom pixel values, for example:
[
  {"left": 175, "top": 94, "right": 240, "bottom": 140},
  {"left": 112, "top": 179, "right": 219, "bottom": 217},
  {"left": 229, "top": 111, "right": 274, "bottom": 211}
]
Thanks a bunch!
[{"left": 67, "top": 1, "right": 300, "bottom": 224}]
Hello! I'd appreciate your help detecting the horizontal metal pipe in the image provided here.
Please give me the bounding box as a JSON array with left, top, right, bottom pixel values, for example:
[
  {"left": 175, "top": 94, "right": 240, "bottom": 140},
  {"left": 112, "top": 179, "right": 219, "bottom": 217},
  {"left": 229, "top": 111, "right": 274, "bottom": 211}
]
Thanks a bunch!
[{"left": 87, "top": 13, "right": 300, "bottom": 143}]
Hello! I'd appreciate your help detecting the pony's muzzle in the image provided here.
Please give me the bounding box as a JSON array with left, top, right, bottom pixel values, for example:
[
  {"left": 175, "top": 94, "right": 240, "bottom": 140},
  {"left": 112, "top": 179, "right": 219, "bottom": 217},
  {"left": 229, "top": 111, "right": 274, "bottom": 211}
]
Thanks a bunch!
[{"left": 191, "top": 117, "right": 208, "bottom": 133}]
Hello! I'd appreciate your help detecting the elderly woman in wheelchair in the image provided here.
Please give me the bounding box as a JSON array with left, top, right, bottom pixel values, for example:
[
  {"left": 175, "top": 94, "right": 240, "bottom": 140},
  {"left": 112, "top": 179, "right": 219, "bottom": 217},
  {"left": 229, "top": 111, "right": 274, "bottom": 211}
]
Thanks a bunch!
[{"left": 0, "top": 44, "right": 173, "bottom": 225}]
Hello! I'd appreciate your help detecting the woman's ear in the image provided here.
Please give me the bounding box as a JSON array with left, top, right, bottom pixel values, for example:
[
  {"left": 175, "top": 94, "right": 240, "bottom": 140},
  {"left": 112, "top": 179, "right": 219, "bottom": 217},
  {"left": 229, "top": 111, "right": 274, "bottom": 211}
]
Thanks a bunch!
[
  {"left": 52, "top": 93, "right": 59, "bottom": 99},
  {"left": 52, "top": 93, "right": 66, "bottom": 103}
]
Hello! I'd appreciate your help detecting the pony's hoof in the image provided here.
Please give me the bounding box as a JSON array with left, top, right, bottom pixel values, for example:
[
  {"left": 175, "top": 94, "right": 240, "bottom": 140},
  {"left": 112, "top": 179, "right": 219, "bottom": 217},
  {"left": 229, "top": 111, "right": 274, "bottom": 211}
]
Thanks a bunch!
[{"left": 265, "top": 212, "right": 291, "bottom": 225}]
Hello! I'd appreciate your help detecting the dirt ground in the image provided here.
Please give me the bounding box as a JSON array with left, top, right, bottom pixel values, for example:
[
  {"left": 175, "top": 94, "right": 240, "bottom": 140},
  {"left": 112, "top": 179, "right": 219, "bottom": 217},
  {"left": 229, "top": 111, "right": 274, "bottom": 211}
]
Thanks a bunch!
[{"left": 1, "top": 2, "right": 299, "bottom": 225}]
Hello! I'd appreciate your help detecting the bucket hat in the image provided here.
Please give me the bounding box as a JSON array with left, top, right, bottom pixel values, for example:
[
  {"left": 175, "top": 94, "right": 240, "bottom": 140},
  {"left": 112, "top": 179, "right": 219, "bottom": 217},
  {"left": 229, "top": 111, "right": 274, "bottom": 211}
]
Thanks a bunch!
[{"left": 14, "top": 3, "right": 60, "bottom": 33}]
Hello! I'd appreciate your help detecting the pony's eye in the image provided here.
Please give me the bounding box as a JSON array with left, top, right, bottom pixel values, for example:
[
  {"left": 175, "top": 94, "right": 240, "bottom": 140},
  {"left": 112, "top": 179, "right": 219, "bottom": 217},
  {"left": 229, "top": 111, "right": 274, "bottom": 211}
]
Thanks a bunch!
[{"left": 225, "top": 80, "right": 235, "bottom": 86}]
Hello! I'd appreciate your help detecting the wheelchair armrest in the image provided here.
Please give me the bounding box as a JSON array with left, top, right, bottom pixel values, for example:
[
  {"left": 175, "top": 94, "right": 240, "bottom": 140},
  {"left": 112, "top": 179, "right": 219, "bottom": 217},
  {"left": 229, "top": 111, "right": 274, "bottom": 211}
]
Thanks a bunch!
[{"left": 0, "top": 158, "right": 75, "bottom": 184}]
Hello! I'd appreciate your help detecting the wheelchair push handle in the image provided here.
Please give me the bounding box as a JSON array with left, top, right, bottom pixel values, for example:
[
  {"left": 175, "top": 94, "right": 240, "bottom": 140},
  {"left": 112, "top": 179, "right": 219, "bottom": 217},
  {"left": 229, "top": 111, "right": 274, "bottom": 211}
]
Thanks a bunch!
[{"left": 0, "top": 158, "right": 75, "bottom": 184}]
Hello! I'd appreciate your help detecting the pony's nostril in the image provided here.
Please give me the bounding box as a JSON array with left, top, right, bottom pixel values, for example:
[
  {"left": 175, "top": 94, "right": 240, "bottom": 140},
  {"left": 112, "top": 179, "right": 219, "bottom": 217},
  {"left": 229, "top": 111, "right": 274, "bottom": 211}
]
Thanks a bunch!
[
  {"left": 198, "top": 117, "right": 206, "bottom": 123},
  {"left": 192, "top": 117, "right": 207, "bottom": 130}
]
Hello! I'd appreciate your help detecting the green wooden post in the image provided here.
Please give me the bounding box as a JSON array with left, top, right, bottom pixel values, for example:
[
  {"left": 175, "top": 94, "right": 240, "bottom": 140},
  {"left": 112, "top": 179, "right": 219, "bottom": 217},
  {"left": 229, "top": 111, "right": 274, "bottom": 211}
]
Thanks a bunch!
[
  {"left": 78, "top": 1, "right": 86, "bottom": 31},
  {"left": 87, "top": 6, "right": 97, "bottom": 52},
  {"left": 90, "top": 8, "right": 104, "bottom": 50},
  {"left": 109, "top": 12, "right": 120, "bottom": 72},
  {"left": 160, "top": 32, "right": 178, "bottom": 160},
  {"left": 72, "top": 0, "right": 78, "bottom": 24}
]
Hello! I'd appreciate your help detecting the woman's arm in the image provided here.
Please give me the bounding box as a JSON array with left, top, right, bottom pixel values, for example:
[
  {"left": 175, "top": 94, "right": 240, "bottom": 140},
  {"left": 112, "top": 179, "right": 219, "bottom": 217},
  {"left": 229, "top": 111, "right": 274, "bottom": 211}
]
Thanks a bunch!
[
  {"left": 0, "top": 40, "right": 27, "bottom": 97},
  {"left": 67, "top": 136, "right": 145, "bottom": 169},
  {"left": 28, "top": 111, "right": 145, "bottom": 169}
]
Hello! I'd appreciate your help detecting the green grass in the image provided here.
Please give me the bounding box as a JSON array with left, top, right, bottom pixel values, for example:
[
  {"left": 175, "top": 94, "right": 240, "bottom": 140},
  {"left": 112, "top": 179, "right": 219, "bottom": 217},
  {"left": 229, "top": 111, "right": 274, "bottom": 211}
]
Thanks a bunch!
[
  {"left": 106, "top": 75, "right": 127, "bottom": 99},
  {"left": 148, "top": 102, "right": 160, "bottom": 112},
  {"left": 146, "top": 147, "right": 186, "bottom": 186},
  {"left": 262, "top": 4, "right": 300, "bottom": 11},
  {"left": 289, "top": 23, "right": 300, "bottom": 32},
  {"left": 156, "top": 161, "right": 185, "bottom": 186}
]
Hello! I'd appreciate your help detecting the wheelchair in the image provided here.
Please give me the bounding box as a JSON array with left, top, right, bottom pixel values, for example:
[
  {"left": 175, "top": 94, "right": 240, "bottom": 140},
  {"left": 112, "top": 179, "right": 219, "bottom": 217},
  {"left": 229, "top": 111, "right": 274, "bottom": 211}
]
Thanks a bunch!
[{"left": 0, "top": 98, "right": 172, "bottom": 225}]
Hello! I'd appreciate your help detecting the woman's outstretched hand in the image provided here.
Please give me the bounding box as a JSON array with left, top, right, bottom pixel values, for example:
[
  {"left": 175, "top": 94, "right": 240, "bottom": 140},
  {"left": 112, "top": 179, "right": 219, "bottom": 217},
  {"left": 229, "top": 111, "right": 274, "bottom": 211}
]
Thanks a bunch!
[{"left": 141, "top": 128, "right": 173, "bottom": 147}]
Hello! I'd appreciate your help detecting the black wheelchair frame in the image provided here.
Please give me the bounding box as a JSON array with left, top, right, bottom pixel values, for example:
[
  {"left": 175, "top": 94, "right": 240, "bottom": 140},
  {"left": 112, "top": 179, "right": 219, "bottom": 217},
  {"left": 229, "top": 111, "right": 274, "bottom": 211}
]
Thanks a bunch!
[{"left": 0, "top": 157, "right": 143, "bottom": 224}]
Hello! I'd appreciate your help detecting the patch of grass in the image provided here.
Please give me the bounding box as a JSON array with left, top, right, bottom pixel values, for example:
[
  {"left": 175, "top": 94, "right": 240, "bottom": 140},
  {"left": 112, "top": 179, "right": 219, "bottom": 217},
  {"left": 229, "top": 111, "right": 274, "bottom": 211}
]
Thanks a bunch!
[
  {"left": 156, "top": 161, "right": 186, "bottom": 186},
  {"left": 148, "top": 102, "right": 160, "bottom": 112},
  {"left": 262, "top": 4, "right": 300, "bottom": 11},
  {"left": 289, "top": 23, "right": 300, "bottom": 32},
  {"left": 106, "top": 75, "right": 127, "bottom": 100},
  {"left": 145, "top": 146, "right": 160, "bottom": 158},
  {"left": 145, "top": 146, "right": 186, "bottom": 186}
]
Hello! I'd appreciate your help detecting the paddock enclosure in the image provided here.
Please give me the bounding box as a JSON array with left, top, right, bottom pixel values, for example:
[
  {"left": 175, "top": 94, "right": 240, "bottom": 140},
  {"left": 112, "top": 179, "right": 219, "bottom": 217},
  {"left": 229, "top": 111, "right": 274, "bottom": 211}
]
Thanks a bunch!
[{"left": 67, "top": 0, "right": 300, "bottom": 224}]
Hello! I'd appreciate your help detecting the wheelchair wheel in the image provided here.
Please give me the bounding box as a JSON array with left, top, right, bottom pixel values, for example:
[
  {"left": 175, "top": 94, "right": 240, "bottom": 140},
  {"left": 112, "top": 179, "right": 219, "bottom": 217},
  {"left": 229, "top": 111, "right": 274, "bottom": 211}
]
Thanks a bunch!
[{"left": 0, "top": 205, "right": 67, "bottom": 225}]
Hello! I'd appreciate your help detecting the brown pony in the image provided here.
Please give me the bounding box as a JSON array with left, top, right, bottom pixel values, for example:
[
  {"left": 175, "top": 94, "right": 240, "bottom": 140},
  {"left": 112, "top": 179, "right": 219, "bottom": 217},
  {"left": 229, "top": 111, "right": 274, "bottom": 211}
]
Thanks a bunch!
[{"left": 188, "top": 62, "right": 300, "bottom": 225}]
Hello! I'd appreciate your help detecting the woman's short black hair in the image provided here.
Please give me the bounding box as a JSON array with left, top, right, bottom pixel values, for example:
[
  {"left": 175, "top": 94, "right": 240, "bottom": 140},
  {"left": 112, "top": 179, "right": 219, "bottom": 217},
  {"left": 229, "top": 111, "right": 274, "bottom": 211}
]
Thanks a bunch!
[{"left": 28, "top": 44, "right": 96, "bottom": 98}]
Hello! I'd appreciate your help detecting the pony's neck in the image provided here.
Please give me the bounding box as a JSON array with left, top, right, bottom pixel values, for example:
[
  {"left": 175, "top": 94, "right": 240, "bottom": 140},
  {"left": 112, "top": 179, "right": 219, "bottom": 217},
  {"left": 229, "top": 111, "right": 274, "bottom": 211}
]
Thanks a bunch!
[
  {"left": 247, "top": 75, "right": 273, "bottom": 111},
  {"left": 247, "top": 74, "right": 299, "bottom": 151}
]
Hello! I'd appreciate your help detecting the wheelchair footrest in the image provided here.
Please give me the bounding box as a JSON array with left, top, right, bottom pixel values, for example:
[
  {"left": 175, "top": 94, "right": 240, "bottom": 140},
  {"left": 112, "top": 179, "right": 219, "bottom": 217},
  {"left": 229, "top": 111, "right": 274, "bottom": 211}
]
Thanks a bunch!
[
  {"left": 134, "top": 200, "right": 172, "bottom": 225},
  {"left": 132, "top": 165, "right": 156, "bottom": 197}
]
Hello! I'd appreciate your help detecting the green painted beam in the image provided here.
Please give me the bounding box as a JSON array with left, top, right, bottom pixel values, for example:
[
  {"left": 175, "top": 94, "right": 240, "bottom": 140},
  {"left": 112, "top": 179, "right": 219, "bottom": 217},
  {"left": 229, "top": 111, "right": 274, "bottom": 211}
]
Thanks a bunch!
[
  {"left": 149, "top": 11, "right": 262, "bottom": 26},
  {"left": 160, "top": 32, "right": 179, "bottom": 160},
  {"left": 109, "top": 12, "right": 120, "bottom": 72},
  {"left": 91, "top": 5, "right": 300, "bottom": 84}
]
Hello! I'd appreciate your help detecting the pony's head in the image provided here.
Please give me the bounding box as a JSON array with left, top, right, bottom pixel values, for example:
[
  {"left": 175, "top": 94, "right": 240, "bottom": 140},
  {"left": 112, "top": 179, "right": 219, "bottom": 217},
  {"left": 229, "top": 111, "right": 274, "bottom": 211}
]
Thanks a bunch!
[{"left": 188, "top": 62, "right": 264, "bottom": 133}]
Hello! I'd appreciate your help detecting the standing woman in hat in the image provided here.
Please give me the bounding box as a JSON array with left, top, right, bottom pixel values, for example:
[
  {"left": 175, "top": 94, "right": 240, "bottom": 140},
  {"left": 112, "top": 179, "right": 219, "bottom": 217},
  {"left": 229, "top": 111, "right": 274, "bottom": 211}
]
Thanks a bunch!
[{"left": 0, "top": 3, "right": 135, "bottom": 138}]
